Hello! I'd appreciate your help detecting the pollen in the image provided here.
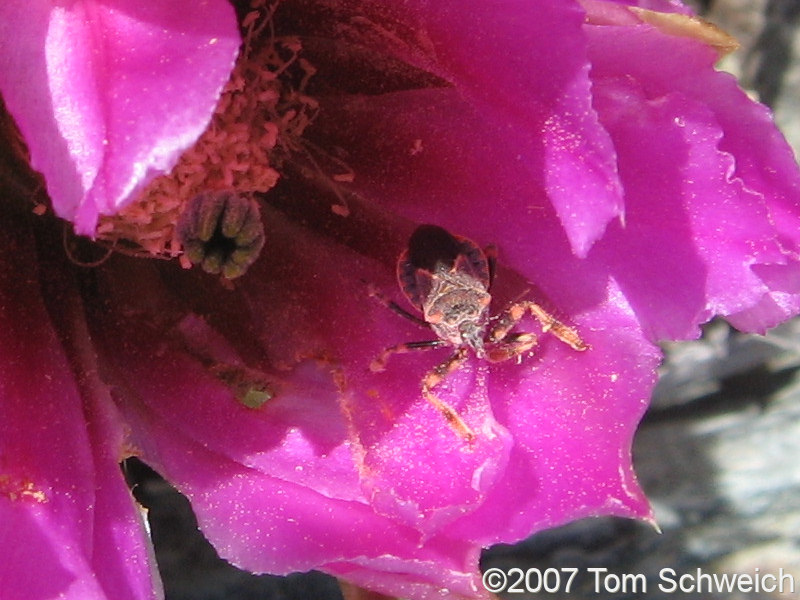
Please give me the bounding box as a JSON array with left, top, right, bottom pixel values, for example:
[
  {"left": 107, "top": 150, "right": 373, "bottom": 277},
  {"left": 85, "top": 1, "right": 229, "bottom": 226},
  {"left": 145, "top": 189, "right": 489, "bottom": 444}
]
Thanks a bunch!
[
  {"left": 96, "top": 0, "right": 317, "bottom": 260},
  {"left": 0, "top": 474, "right": 48, "bottom": 504}
]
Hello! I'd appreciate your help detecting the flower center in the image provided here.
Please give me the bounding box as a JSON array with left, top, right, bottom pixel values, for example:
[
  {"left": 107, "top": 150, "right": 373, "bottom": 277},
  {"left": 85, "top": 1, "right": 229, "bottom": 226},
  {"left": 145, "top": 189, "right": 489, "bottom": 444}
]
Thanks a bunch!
[{"left": 95, "top": 0, "right": 317, "bottom": 273}]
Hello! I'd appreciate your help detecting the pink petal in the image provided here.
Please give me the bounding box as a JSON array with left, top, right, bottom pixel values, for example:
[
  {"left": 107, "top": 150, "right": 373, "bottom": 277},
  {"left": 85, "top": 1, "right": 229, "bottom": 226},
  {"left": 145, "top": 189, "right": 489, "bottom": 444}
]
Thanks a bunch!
[
  {"left": 341, "top": 0, "right": 625, "bottom": 257},
  {"left": 0, "top": 212, "right": 160, "bottom": 600},
  {"left": 0, "top": 0, "right": 240, "bottom": 233},
  {"left": 592, "top": 0, "right": 693, "bottom": 13},
  {"left": 309, "top": 89, "right": 658, "bottom": 540},
  {"left": 88, "top": 213, "right": 515, "bottom": 535},
  {"left": 80, "top": 80, "right": 658, "bottom": 597},
  {"left": 445, "top": 289, "right": 657, "bottom": 544},
  {"left": 585, "top": 15, "right": 800, "bottom": 335},
  {"left": 86, "top": 251, "right": 491, "bottom": 599}
]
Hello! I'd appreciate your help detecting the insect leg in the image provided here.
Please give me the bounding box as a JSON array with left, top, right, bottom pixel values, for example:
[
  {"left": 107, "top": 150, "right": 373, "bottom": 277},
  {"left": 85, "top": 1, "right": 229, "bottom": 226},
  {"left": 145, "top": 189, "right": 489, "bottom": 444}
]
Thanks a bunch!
[
  {"left": 485, "top": 332, "right": 538, "bottom": 363},
  {"left": 486, "top": 301, "right": 538, "bottom": 361},
  {"left": 421, "top": 347, "right": 475, "bottom": 442},
  {"left": 487, "top": 301, "right": 529, "bottom": 344},
  {"left": 484, "top": 244, "right": 498, "bottom": 288},
  {"left": 523, "top": 301, "right": 587, "bottom": 351},
  {"left": 368, "top": 286, "right": 430, "bottom": 328},
  {"left": 370, "top": 339, "right": 449, "bottom": 372},
  {"left": 487, "top": 300, "right": 586, "bottom": 359}
]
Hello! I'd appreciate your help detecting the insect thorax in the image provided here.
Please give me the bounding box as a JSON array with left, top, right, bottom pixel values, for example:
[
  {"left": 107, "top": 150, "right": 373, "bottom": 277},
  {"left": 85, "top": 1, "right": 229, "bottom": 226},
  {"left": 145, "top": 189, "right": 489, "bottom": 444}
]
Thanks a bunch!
[{"left": 424, "top": 269, "right": 491, "bottom": 351}]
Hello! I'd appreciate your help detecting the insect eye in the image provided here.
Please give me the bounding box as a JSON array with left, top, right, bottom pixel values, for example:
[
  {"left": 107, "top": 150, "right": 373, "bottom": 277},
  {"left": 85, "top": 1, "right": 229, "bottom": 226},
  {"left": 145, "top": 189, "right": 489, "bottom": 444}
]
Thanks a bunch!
[{"left": 177, "top": 191, "right": 266, "bottom": 279}]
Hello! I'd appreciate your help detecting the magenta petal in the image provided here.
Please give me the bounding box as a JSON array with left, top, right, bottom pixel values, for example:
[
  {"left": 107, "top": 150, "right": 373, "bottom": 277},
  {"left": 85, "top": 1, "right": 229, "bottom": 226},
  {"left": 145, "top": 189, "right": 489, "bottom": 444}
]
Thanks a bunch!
[
  {"left": 595, "top": 0, "right": 693, "bottom": 13},
  {"left": 0, "top": 0, "right": 240, "bottom": 233},
  {"left": 592, "top": 80, "right": 781, "bottom": 339},
  {"left": 586, "top": 18, "right": 800, "bottom": 336},
  {"left": 86, "top": 250, "right": 493, "bottom": 598},
  {"left": 314, "top": 91, "right": 658, "bottom": 538},
  {"left": 443, "top": 286, "right": 657, "bottom": 544},
  {"left": 0, "top": 213, "right": 160, "bottom": 600},
  {"left": 118, "top": 410, "right": 487, "bottom": 599},
  {"left": 88, "top": 215, "right": 515, "bottom": 536},
  {"left": 349, "top": 0, "right": 624, "bottom": 256},
  {"left": 76, "top": 75, "right": 662, "bottom": 597},
  {"left": 87, "top": 242, "right": 654, "bottom": 598}
]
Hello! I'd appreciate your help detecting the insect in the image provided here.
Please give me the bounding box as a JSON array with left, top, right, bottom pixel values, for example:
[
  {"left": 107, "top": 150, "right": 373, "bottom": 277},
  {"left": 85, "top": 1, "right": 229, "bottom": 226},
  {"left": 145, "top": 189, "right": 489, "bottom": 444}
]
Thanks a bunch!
[
  {"left": 371, "top": 224, "right": 587, "bottom": 442},
  {"left": 177, "top": 191, "right": 266, "bottom": 279}
]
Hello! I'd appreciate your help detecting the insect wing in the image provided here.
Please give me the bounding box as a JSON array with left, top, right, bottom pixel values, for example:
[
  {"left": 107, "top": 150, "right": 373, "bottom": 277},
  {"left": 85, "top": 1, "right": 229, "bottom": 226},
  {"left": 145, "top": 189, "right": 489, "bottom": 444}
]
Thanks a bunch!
[
  {"left": 396, "top": 225, "right": 491, "bottom": 309},
  {"left": 451, "top": 235, "right": 491, "bottom": 290},
  {"left": 397, "top": 248, "right": 434, "bottom": 310}
]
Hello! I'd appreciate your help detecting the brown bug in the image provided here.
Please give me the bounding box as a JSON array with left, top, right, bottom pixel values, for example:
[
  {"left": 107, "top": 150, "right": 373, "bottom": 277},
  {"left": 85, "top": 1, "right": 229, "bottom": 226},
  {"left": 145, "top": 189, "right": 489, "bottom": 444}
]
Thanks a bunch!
[{"left": 371, "top": 224, "right": 587, "bottom": 442}]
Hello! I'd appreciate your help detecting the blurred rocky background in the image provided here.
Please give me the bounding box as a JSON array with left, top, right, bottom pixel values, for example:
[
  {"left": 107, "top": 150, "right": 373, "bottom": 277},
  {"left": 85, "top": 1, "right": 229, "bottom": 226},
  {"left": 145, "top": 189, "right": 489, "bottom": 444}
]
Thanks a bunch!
[{"left": 127, "top": 1, "right": 800, "bottom": 598}]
